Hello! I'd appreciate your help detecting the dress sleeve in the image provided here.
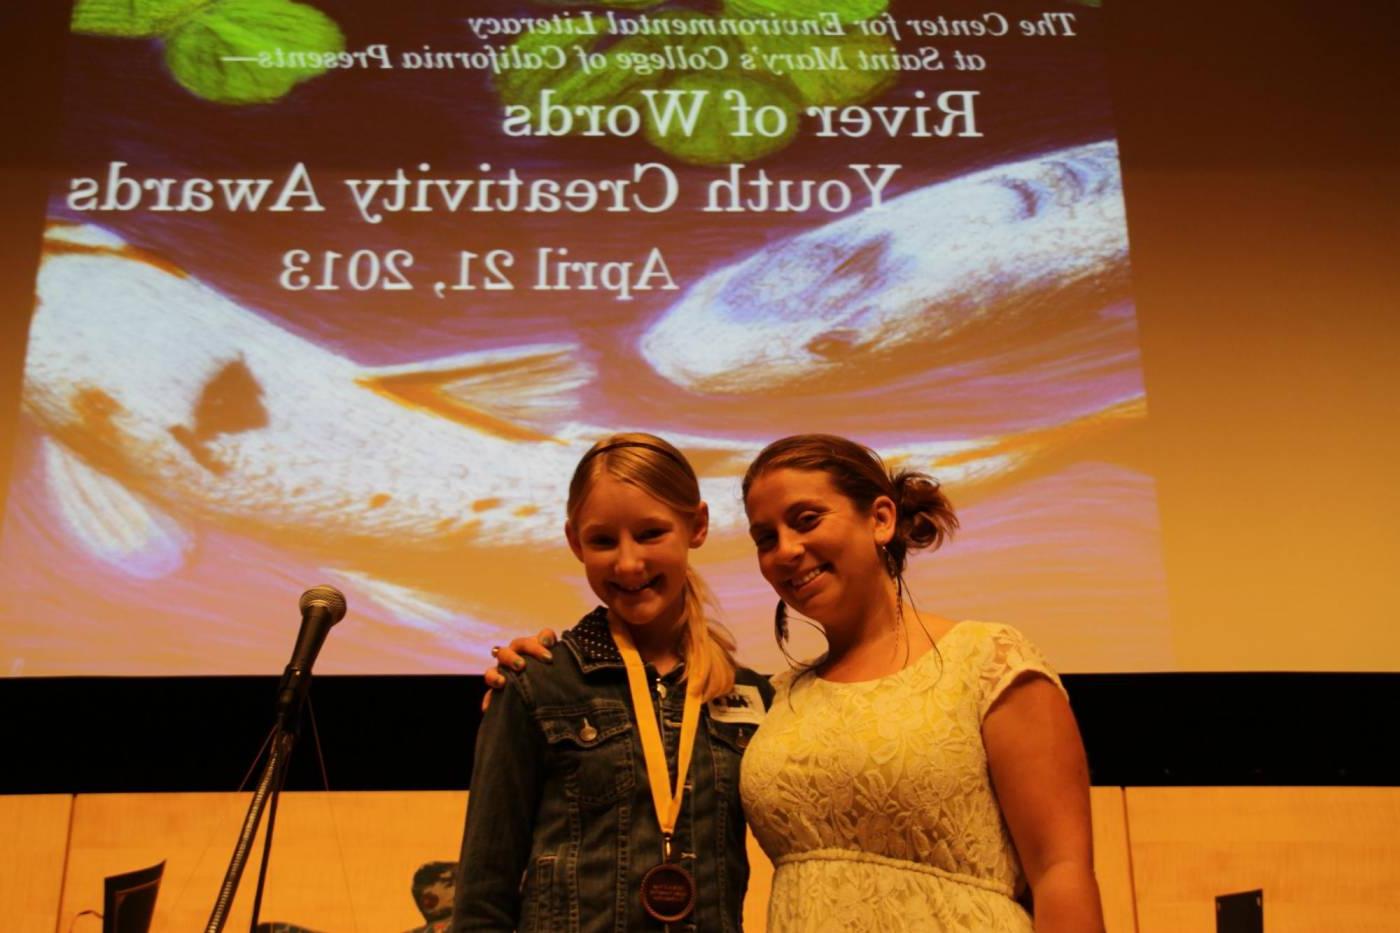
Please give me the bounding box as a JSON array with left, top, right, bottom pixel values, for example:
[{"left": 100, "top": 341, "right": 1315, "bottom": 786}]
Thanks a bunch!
[{"left": 974, "top": 623, "right": 1068, "bottom": 722}]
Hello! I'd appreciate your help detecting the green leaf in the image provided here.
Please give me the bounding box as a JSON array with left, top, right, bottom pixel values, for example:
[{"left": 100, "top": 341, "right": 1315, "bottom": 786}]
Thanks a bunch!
[
  {"left": 549, "top": 39, "right": 671, "bottom": 110},
  {"left": 646, "top": 73, "right": 799, "bottom": 165},
  {"left": 71, "top": 0, "right": 208, "bottom": 38},
  {"left": 496, "top": 12, "right": 740, "bottom": 116},
  {"left": 602, "top": 9, "right": 745, "bottom": 65},
  {"left": 722, "top": 0, "right": 889, "bottom": 24},
  {"left": 494, "top": 18, "right": 621, "bottom": 113},
  {"left": 735, "top": 29, "right": 896, "bottom": 108},
  {"left": 494, "top": 11, "right": 808, "bottom": 164},
  {"left": 531, "top": 0, "right": 669, "bottom": 8},
  {"left": 162, "top": 0, "right": 344, "bottom": 104}
]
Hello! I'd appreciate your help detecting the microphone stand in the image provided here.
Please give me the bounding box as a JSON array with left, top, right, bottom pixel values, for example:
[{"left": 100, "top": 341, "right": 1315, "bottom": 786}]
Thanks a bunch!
[
  {"left": 205, "top": 586, "right": 344, "bottom": 932},
  {"left": 204, "top": 689, "right": 305, "bottom": 932}
]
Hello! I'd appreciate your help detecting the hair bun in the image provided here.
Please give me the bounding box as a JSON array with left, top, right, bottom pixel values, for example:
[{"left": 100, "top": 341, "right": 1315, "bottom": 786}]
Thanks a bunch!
[{"left": 892, "top": 470, "right": 958, "bottom": 554}]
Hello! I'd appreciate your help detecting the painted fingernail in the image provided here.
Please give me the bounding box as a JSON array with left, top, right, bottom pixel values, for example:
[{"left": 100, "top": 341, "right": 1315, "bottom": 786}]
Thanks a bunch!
[
  {"left": 541, "top": 632, "right": 557, "bottom": 647},
  {"left": 513, "top": 658, "right": 526, "bottom": 671}
]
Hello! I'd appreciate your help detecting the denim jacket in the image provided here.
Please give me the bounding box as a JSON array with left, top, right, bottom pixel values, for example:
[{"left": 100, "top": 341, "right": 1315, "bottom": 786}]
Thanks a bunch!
[{"left": 453, "top": 608, "right": 773, "bottom": 933}]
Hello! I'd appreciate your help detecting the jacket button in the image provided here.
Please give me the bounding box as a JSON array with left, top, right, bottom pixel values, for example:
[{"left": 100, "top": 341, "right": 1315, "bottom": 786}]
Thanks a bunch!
[
  {"left": 578, "top": 718, "right": 598, "bottom": 743},
  {"left": 737, "top": 730, "right": 750, "bottom": 748}
]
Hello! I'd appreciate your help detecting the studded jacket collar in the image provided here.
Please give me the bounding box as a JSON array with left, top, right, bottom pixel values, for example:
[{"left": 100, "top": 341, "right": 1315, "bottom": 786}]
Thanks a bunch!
[
  {"left": 562, "top": 606, "right": 692, "bottom": 680},
  {"left": 560, "top": 606, "right": 624, "bottom": 671}
]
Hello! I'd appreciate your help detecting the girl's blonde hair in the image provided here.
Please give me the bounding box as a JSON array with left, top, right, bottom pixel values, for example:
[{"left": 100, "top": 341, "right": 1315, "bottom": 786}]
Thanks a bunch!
[{"left": 567, "top": 433, "right": 738, "bottom": 702}]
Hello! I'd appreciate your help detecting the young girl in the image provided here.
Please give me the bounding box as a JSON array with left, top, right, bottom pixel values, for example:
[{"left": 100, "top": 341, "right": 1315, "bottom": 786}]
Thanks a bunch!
[{"left": 452, "top": 433, "right": 772, "bottom": 932}]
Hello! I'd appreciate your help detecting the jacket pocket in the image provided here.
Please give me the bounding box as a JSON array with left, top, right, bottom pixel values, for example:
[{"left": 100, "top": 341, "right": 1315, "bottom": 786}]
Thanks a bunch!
[
  {"left": 519, "top": 853, "right": 557, "bottom": 933},
  {"left": 538, "top": 699, "right": 636, "bottom": 807},
  {"left": 704, "top": 717, "right": 752, "bottom": 791}
]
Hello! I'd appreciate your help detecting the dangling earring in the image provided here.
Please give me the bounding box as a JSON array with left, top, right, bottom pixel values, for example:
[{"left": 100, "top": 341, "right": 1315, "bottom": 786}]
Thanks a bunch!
[
  {"left": 894, "top": 574, "right": 906, "bottom": 636},
  {"left": 880, "top": 544, "right": 904, "bottom": 637},
  {"left": 773, "top": 600, "right": 790, "bottom": 645},
  {"left": 878, "top": 543, "right": 898, "bottom": 579}
]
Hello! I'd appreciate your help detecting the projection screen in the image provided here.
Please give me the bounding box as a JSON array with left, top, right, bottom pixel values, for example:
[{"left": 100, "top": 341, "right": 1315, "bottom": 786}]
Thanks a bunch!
[{"left": 0, "top": 0, "right": 1170, "bottom": 675}]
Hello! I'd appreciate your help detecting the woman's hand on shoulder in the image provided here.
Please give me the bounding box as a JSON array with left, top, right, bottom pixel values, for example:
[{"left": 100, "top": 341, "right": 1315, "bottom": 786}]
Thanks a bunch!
[{"left": 480, "top": 629, "right": 558, "bottom": 711}]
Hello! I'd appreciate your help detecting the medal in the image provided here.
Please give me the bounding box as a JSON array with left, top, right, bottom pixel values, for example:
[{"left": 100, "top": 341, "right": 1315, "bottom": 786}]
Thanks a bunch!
[
  {"left": 640, "top": 861, "right": 696, "bottom": 922},
  {"left": 609, "top": 616, "right": 704, "bottom": 923}
]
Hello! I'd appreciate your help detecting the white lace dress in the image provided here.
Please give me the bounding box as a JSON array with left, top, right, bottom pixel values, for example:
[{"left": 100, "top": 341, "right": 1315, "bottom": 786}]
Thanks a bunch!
[{"left": 739, "top": 622, "right": 1064, "bottom": 931}]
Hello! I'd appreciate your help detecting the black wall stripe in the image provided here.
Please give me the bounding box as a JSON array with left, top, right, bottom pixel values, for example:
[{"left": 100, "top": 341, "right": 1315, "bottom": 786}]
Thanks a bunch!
[{"left": 3, "top": 674, "right": 1397, "bottom": 794}]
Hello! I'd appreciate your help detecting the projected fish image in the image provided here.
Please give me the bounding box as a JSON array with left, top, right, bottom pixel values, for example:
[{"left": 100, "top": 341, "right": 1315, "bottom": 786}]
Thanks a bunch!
[
  {"left": 13, "top": 219, "right": 1145, "bottom": 653},
  {"left": 641, "top": 141, "right": 1129, "bottom": 395}
]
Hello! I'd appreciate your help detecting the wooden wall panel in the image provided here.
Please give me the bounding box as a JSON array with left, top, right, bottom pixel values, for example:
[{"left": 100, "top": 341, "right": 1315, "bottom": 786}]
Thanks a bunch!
[
  {"left": 0, "top": 794, "right": 72, "bottom": 933},
  {"left": 53, "top": 786, "right": 1394, "bottom": 931},
  {"left": 61, "top": 791, "right": 466, "bottom": 932},
  {"left": 1091, "top": 786, "right": 1138, "bottom": 933},
  {"left": 1126, "top": 787, "right": 1400, "bottom": 933}
]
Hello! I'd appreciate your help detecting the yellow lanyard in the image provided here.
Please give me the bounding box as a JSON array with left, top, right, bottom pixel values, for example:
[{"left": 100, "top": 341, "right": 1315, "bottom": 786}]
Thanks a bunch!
[{"left": 609, "top": 616, "right": 702, "bottom": 856}]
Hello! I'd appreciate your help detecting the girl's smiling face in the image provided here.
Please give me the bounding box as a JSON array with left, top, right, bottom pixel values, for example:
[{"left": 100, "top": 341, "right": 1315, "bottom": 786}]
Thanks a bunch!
[
  {"left": 744, "top": 467, "right": 895, "bottom": 628},
  {"left": 566, "top": 473, "right": 708, "bottom": 635}
]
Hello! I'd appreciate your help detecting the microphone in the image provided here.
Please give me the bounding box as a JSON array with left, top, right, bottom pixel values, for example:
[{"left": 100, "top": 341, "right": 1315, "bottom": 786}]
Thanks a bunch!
[{"left": 274, "top": 585, "right": 348, "bottom": 727}]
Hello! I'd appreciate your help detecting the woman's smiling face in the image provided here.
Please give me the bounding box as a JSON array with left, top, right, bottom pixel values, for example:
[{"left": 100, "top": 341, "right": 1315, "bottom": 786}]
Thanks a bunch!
[
  {"left": 566, "top": 472, "right": 707, "bottom": 634},
  {"left": 744, "top": 467, "right": 895, "bottom": 627}
]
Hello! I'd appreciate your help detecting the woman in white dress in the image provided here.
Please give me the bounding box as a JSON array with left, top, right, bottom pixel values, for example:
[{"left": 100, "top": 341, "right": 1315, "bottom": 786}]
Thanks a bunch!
[{"left": 737, "top": 433, "right": 1102, "bottom": 932}]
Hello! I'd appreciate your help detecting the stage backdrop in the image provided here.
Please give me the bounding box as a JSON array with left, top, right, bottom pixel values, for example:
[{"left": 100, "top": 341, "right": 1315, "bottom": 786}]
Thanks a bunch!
[{"left": 0, "top": 0, "right": 1168, "bottom": 676}]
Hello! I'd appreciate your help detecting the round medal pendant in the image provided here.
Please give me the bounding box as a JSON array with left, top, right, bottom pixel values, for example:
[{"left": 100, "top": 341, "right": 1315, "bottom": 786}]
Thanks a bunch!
[{"left": 640, "top": 862, "right": 696, "bottom": 922}]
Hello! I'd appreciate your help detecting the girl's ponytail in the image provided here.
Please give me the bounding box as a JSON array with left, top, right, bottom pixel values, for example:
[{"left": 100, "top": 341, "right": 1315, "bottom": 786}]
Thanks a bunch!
[{"left": 680, "top": 566, "right": 737, "bottom": 702}]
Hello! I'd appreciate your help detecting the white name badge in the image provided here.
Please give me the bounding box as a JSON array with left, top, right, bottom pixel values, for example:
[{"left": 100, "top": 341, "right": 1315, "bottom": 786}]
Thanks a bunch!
[{"left": 707, "top": 684, "right": 766, "bottom": 725}]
